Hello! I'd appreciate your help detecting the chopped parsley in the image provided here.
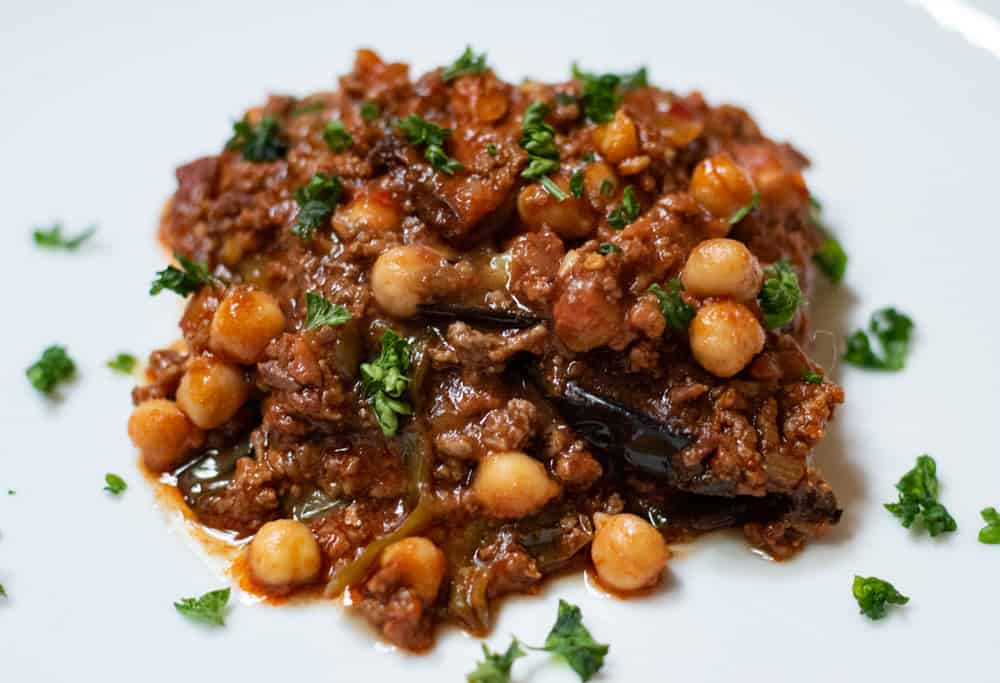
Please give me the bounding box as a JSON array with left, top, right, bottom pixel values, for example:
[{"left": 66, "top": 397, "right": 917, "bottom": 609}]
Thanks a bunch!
[
  {"left": 843, "top": 308, "right": 913, "bottom": 371},
  {"left": 174, "top": 588, "right": 230, "bottom": 626},
  {"left": 814, "top": 237, "right": 848, "bottom": 283},
  {"left": 486, "top": 143, "right": 498, "bottom": 156},
  {"left": 0, "top": 583, "right": 6, "bottom": 598},
  {"left": 360, "top": 101, "right": 380, "bottom": 121},
  {"left": 597, "top": 242, "right": 621, "bottom": 256},
  {"left": 571, "top": 64, "right": 648, "bottom": 123},
  {"left": 398, "top": 115, "right": 463, "bottom": 175},
  {"left": 360, "top": 331, "right": 413, "bottom": 437},
  {"left": 884, "top": 454, "right": 956, "bottom": 536},
  {"left": 758, "top": 261, "right": 802, "bottom": 329},
  {"left": 979, "top": 507, "right": 1000, "bottom": 544},
  {"left": 7, "top": 490, "right": 13, "bottom": 496},
  {"left": 607, "top": 185, "right": 640, "bottom": 228},
  {"left": 304, "top": 292, "right": 351, "bottom": 330},
  {"left": 442, "top": 46, "right": 488, "bottom": 82},
  {"left": 599, "top": 178, "right": 614, "bottom": 196},
  {"left": 323, "top": 119, "right": 353, "bottom": 152},
  {"left": 520, "top": 101, "right": 562, "bottom": 193},
  {"left": 104, "top": 473, "right": 127, "bottom": 495},
  {"left": 538, "top": 600, "right": 609, "bottom": 681},
  {"left": 226, "top": 115, "right": 287, "bottom": 162},
  {"left": 150, "top": 253, "right": 218, "bottom": 297},
  {"left": 33, "top": 223, "right": 97, "bottom": 250},
  {"left": 803, "top": 370, "right": 823, "bottom": 384},
  {"left": 467, "top": 640, "right": 525, "bottom": 683},
  {"left": 26, "top": 345, "right": 75, "bottom": 395},
  {"left": 581, "top": 152, "right": 597, "bottom": 163},
  {"left": 292, "top": 173, "right": 343, "bottom": 240},
  {"left": 853, "top": 576, "right": 909, "bottom": 620},
  {"left": 540, "top": 176, "right": 568, "bottom": 201},
  {"left": 569, "top": 170, "right": 584, "bottom": 198},
  {"left": 728, "top": 191, "right": 760, "bottom": 225},
  {"left": 649, "top": 279, "right": 695, "bottom": 330},
  {"left": 107, "top": 353, "right": 137, "bottom": 374}
]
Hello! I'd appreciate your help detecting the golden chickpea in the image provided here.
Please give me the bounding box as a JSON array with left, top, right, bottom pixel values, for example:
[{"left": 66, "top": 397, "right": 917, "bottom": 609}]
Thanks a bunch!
[
  {"left": 127, "top": 399, "right": 200, "bottom": 473},
  {"left": 591, "top": 513, "right": 669, "bottom": 592},
  {"left": 592, "top": 109, "right": 639, "bottom": 163},
  {"left": 370, "top": 245, "right": 446, "bottom": 318},
  {"left": 690, "top": 153, "right": 755, "bottom": 221},
  {"left": 209, "top": 289, "right": 286, "bottom": 364},
  {"left": 175, "top": 357, "right": 249, "bottom": 429},
  {"left": 516, "top": 182, "right": 595, "bottom": 239},
  {"left": 689, "top": 300, "right": 765, "bottom": 378},
  {"left": 378, "top": 537, "right": 447, "bottom": 602},
  {"left": 471, "top": 451, "right": 560, "bottom": 519},
  {"left": 681, "top": 239, "right": 763, "bottom": 301},
  {"left": 248, "top": 519, "right": 323, "bottom": 590},
  {"left": 332, "top": 194, "right": 401, "bottom": 241}
]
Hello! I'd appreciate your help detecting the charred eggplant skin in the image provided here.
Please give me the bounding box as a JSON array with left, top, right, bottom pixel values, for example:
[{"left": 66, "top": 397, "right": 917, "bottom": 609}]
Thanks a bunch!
[{"left": 417, "top": 303, "right": 542, "bottom": 329}]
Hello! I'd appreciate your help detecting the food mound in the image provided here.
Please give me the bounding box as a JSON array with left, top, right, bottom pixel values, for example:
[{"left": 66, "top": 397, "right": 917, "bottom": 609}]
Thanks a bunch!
[{"left": 127, "top": 48, "right": 844, "bottom": 651}]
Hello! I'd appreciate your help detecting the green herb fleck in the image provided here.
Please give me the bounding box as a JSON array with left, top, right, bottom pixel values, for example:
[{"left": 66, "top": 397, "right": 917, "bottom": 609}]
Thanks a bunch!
[
  {"left": 581, "top": 152, "right": 596, "bottom": 163},
  {"left": 758, "top": 261, "right": 802, "bottom": 329},
  {"left": 150, "top": 253, "right": 218, "bottom": 297},
  {"left": 104, "top": 473, "right": 127, "bottom": 495},
  {"left": 556, "top": 92, "right": 577, "bottom": 106},
  {"left": 599, "top": 179, "right": 614, "bottom": 196},
  {"left": 291, "top": 101, "right": 325, "bottom": 117},
  {"left": 853, "top": 576, "right": 909, "bottom": 620},
  {"left": 360, "top": 331, "right": 413, "bottom": 437},
  {"left": 467, "top": 640, "right": 525, "bottom": 683},
  {"left": 107, "top": 353, "right": 137, "bottom": 374},
  {"left": 597, "top": 242, "right": 621, "bottom": 256},
  {"left": 26, "top": 345, "right": 76, "bottom": 395},
  {"left": 0, "top": 583, "right": 6, "bottom": 598},
  {"left": 814, "top": 237, "right": 848, "bottom": 283},
  {"left": 540, "top": 176, "right": 568, "bottom": 201},
  {"left": 728, "top": 191, "right": 760, "bottom": 225},
  {"left": 649, "top": 279, "right": 695, "bottom": 330},
  {"left": 607, "top": 185, "right": 640, "bottom": 228},
  {"left": 323, "top": 119, "right": 353, "bottom": 152},
  {"left": 569, "top": 170, "right": 584, "bottom": 198},
  {"left": 978, "top": 507, "right": 1000, "bottom": 544},
  {"left": 7, "top": 490, "right": 13, "bottom": 496},
  {"left": 486, "top": 143, "right": 498, "bottom": 156},
  {"left": 539, "top": 600, "right": 609, "bottom": 681},
  {"left": 571, "top": 64, "right": 648, "bottom": 123},
  {"left": 803, "top": 370, "right": 823, "bottom": 384},
  {"left": 292, "top": 173, "right": 343, "bottom": 240},
  {"left": 398, "top": 115, "right": 463, "bottom": 175},
  {"left": 884, "top": 454, "right": 956, "bottom": 536},
  {"left": 226, "top": 116, "right": 286, "bottom": 162},
  {"left": 442, "top": 46, "right": 488, "bottom": 82},
  {"left": 520, "top": 101, "right": 562, "bottom": 183},
  {"left": 174, "top": 588, "right": 230, "bottom": 626},
  {"left": 304, "top": 292, "right": 351, "bottom": 331},
  {"left": 360, "top": 101, "right": 380, "bottom": 121},
  {"left": 843, "top": 308, "right": 914, "bottom": 371},
  {"left": 33, "top": 223, "right": 97, "bottom": 250}
]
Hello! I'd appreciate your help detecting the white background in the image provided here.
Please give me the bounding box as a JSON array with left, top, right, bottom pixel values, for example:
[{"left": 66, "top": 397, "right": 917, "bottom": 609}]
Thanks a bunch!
[{"left": 1, "top": 1, "right": 999, "bottom": 681}]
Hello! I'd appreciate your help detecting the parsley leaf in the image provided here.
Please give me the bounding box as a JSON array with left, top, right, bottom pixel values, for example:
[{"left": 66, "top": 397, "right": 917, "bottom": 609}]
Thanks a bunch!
[
  {"left": 0, "top": 583, "right": 6, "bottom": 598},
  {"left": 814, "top": 237, "right": 848, "bottom": 283},
  {"left": 442, "top": 46, "right": 489, "bottom": 82},
  {"left": 758, "top": 261, "right": 802, "bottom": 329},
  {"left": 304, "top": 292, "right": 351, "bottom": 330},
  {"left": 104, "top": 473, "right": 127, "bottom": 495},
  {"left": 843, "top": 308, "right": 914, "bottom": 371},
  {"left": 398, "top": 115, "right": 463, "bottom": 175},
  {"left": 26, "top": 345, "right": 75, "bottom": 395},
  {"left": 571, "top": 64, "right": 648, "bottom": 123},
  {"left": 728, "top": 191, "right": 760, "bottom": 225},
  {"left": 360, "top": 331, "right": 413, "bottom": 437},
  {"left": 174, "top": 587, "right": 230, "bottom": 626},
  {"left": 598, "top": 242, "right": 621, "bottom": 255},
  {"left": 978, "top": 507, "right": 1000, "bottom": 544},
  {"left": 884, "top": 454, "right": 957, "bottom": 536},
  {"left": 649, "top": 279, "right": 695, "bottom": 330},
  {"left": 541, "top": 600, "right": 609, "bottom": 681},
  {"left": 853, "top": 576, "right": 908, "bottom": 620},
  {"left": 226, "top": 115, "right": 287, "bottom": 162},
  {"left": 360, "top": 101, "right": 380, "bottom": 121},
  {"left": 569, "top": 170, "right": 584, "bottom": 198},
  {"left": 599, "top": 179, "right": 613, "bottom": 196},
  {"left": 107, "top": 353, "right": 137, "bottom": 374},
  {"left": 803, "top": 370, "right": 823, "bottom": 384},
  {"left": 607, "top": 185, "right": 640, "bottom": 228},
  {"left": 540, "top": 176, "right": 568, "bottom": 201},
  {"left": 486, "top": 144, "right": 499, "bottom": 156},
  {"left": 467, "top": 640, "right": 525, "bottom": 683},
  {"left": 323, "top": 119, "right": 353, "bottom": 152},
  {"left": 150, "top": 253, "right": 218, "bottom": 297},
  {"left": 520, "top": 100, "right": 563, "bottom": 191},
  {"left": 292, "top": 173, "right": 343, "bottom": 240},
  {"left": 33, "top": 223, "right": 97, "bottom": 250}
]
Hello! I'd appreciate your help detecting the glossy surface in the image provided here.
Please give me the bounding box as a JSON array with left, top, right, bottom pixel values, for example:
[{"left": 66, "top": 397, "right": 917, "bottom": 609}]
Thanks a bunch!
[{"left": 3, "top": 1, "right": 1000, "bottom": 681}]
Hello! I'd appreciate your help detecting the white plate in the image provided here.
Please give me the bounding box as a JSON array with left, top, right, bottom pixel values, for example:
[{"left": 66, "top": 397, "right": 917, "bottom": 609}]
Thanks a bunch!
[{"left": 2, "top": 1, "right": 999, "bottom": 681}]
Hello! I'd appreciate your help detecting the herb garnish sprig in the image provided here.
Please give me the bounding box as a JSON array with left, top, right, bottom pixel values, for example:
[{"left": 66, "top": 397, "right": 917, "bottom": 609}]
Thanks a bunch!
[
  {"left": 292, "top": 173, "right": 343, "bottom": 240},
  {"left": 571, "top": 64, "right": 648, "bottom": 123},
  {"left": 844, "top": 308, "right": 914, "bottom": 371},
  {"left": 33, "top": 223, "right": 97, "bottom": 250},
  {"left": 758, "top": 261, "right": 802, "bottom": 329},
  {"left": 26, "top": 346, "right": 76, "bottom": 395},
  {"left": 174, "top": 588, "right": 231, "bottom": 626},
  {"left": 884, "top": 454, "right": 957, "bottom": 536},
  {"left": 853, "top": 576, "right": 909, "bottom": 620},
  {"left": 442, "top": 46, "right": 489, "bottom": 82},
  {"left": 150, "top": 253, "right": 220, "bottom": 297},
  {"left": 360, "top": 331, "right": 413, "bottom": 437},
  {"left": 398, "top": 115, "right": 463, "bottom": 175},
  {"left": 226, "top": 116, "right": 287, "bottom": 162}
]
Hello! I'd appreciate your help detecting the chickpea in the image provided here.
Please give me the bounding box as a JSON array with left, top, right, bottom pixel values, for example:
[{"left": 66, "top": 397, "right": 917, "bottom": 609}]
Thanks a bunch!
[
  {"left": 516, "top": 182, "right": 596, "bottom": 239},
  {"left": 690, "top": 153, "right": 755, "bottom": 221},
  {"left": 681, "top": 238, "right": 763, "bottom": 301},
  {"left": 592, "top": 109, "right": 639, "bottom": 163},
  {"left": 248, "top": 519, "right": 323, "bottom": 590},
  {"left": 689, "top": 300, "right": 765, "bottom": 378},
  {"left": 471, "top": 451, "right": 560, "bottom": 519},
  {"left": 591, "top": 513, "right": 669, "bottom": 592},
  {"left": 175, "top": 357, "right": 249, "bottom": 429},
  {"left": 127, "top": 399, "right": 200, "bottom": 473},
  {"left": 370, "top": 245, "right": 446, "bottom": 318},
  {"left": 332, "top": 194, "right": 401, "bottom": 241},
  {"left": 209, "top": 289, "right": 286, "bottom": 364},
  {"left": 378, "top": 537, "right": 447, "bottom": 602}
]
